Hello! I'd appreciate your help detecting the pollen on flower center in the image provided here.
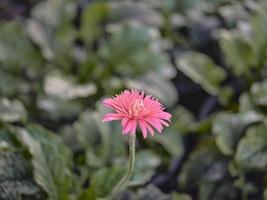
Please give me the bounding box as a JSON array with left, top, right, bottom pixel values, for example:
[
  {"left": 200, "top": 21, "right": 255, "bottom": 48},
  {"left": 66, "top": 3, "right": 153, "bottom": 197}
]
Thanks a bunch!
[{"left": 129, "top": 99, "right": 144, "bottom": 118}]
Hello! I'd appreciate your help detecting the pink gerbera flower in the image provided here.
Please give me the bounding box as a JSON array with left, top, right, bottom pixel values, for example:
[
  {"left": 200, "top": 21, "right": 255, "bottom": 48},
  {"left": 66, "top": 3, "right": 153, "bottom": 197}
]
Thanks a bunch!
[{"left": 102, "top": 90, "right": 172, "bottom": 138}]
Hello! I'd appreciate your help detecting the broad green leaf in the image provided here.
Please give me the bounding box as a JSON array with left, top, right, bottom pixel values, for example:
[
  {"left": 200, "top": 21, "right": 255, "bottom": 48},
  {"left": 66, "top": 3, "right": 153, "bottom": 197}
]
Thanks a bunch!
[
  {"left": 37, "top": 97, "right": 82, "bottom": 122},
  {"left": 235, "top": 124, "right": 267, "bottom": 171},
  {"left": 175, "top": 52, "right": 226, "bottom": 95},
  {"left": 0, "top": 22, "right": 42, "bottom": 69},
  {"left": 199, "top": 181, "right": 238, "bottom": 200},
  {"left": 178, "top": 149, "right": 222, "bottom": 190},
  {"left": 264, "top": 188, "right": 267, "bottom": 200},
  {"left": 59, "top": 125, "right": 82, "bottom": 153},
  {"left": 14, "top": 125, "right": 73, "bottom": 200},
  {"left": 172, "top": 106, "right": 194, "bottom": 132},
  {"left": 0, "top": 180, "right": 46, "bottom": 200},
  {"left": 125, "top": 73, "right": 178, "bottom": 108},
  {"left": 212, "top": 111, "right": 263, "bottom": 155},
  {"left": 219, "top": 3, "right": 248, "bottom": 27},
  {"left": 100, "top": 24, "right": 168, "bottom": 77},
  {"left": 77, "top": 188, "right": 96, "bottom": 200},
  {"left": 250, "top": 0, "right": 267, "bottom": 67},
  {"left": 26, "top": 19, "right": 55, "bottom": 60},
  {"left": 0, "top": 141, "right": 46, "bottom": 200},
  {"left": 0, "top": 98, "right": 27, "bottom": 123},
  {"left": 251, "top": 81, "right": 267, "bottom": 107},
  {"left": 109, "top": 1, "right": 163, "bottom": 27},
  {"left": 239, "top": 92, "right": 259, "bottom": 113},
  {"left": 0, "top": 151, "right": 31, "bottom": 182},
  {"left": 74, "top": 110, "right": 98, "bottom": 149},
  {"left": 30, "top": 0, "right": 76, "bottom": 67},
  {"left": 0, "top": 70, "right": 29, "bottom": 98},
  {"left": 198, "top": 158, "right": 237, "bottom": 200},
  {"left": 177, "top": 0, "right": 225, "bottom": 12},
  {"left": 136, "top": 185, "right": 170, "bottom": 200},
  {"left": 80, "top": 2, "right": 109, "bottom": 45},
  {"left": 31, "top": 0, "right": 75, "bottom": 28},
  {"left": 44, "top": 73, "right": 96, "bottom": 101},
  {"left": 90, "top": 165, "right": 126, "bottom": 198},
  {"left": 172, "top": 192, "right": 192, "bottom": 200},
  {"left": 74, "top": 107, "right": 126, "bottom": 168},
  {"left": 150, "top": 126, "right": 184, "bottom": 157},
  {"left": 130, "top": 150, "right": 161, "bottom": 186},
  {"left": 219, "top": 30, "right": 253, "bottom": 76}
]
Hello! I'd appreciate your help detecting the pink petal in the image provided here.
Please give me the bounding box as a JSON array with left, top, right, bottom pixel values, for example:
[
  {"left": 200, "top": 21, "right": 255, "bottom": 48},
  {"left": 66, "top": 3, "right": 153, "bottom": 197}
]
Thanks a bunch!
[
  {"left": 144, "top": 118, "right": 163, "bottom": 133},
  {"left": 157, "top": 112, "right": 172, "bottom": 121},
  {"left": 130, "top": 120, "right": 137, "bottom": 135},
  {"left": 123, "top": 120, "right": 132, "bottom": 134},
  {"left": 145, "top": 122, "right": 154, "bottom": 136},
  {"left": 158, "top": 119, "right": 170, "bottom": 127},
  {"left": 121, "top": 118, "right": 129, "bottom": 127},
  {"left": 103, "top": 98, "right": 126, "bottom": 114},
  {"left": 102, "top": 113, "right": 123, "bottom": 122},
  {"left": 102, "top": 98, "right": 114, "bottom": 108},
  {"left": 138, "top": 120, "right": 148, "bottom": 139},
  {"left": 123, "top": 119, "right": 137, "bottom": 135}
]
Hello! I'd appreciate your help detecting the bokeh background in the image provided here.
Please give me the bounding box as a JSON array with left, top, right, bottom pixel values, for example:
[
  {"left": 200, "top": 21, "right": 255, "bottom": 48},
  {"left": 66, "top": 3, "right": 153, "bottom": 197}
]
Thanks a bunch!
[{"left": 1, "top": 0, "right": 267, "bottom": 199}]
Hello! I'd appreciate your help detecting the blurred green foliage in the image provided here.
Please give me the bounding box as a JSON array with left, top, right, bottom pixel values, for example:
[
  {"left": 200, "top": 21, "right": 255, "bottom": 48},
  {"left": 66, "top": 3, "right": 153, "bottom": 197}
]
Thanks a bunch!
[{"left": 1, "top": 0, "right": 267, "bottom": 199}]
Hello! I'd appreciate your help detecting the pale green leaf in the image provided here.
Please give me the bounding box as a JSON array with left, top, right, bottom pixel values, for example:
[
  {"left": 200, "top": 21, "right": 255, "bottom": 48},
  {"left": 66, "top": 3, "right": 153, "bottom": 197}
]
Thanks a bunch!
[{"left": 176, "top": 52, "right": 226, "bottom": 95}]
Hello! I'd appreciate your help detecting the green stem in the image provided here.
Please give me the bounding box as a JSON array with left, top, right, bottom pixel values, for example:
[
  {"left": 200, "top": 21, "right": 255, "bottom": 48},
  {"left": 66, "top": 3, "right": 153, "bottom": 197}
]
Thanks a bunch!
[{"left": 109, "top": 134, "right": 136, "bottom": 199}]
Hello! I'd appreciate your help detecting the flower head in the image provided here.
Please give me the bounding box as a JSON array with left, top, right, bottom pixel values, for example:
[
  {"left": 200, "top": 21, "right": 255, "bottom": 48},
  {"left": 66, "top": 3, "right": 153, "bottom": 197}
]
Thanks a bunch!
[{"left": 102, "top": 90, "right": 172, "bottom": 138}]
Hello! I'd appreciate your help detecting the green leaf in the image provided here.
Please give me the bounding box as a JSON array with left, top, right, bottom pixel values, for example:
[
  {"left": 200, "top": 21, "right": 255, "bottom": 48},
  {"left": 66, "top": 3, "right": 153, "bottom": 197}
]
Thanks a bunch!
[
  {"left": 172, "top": 192, "right": 192, "bottom": 200},
  {"left": 26, "top": 19, "right": 55, "bottom": 60},
  {"left": 130, "top": 150, "right": 161, "bottom": 186},
  {"left": 250, "top": 0, "right": 267, "bottom": 67},
  {"left": 74, "top": 106, "right": 126, "bottom": 168},
  {"left": 108, "top": 1, "right": 163, "bottom": 27},
  {"left": 30, "top": 0, "right": 76, "bottom": 66},
  {"left": 219, "top": 30, "right": 253, "bottom": 76},
  {"left": 150, "top": 126, "right": 184, "bottom": 157},
  {"left": 90, "top": 165, "right": 126, "bottom": 198},
  {"left": 235, "top": 124, "right": 267, "bottom": 171},
  {"left": 0, "top": 98, "right": 27, "bottom": 123},
  {"left": 0, "top": 70, "right": 29, "bottom": 98},
  {"left": 0, "top": 141, "right": 46, "bottom": 200},
  {"left": 264, "top": 188, "right": 267, "bottom": 200},
  {"left": 37, "top": 97, "right": 82, "bottom": 122},
  {"left": 218, "top": 3, "right": 248, "bottom": 27},
  {"left": 100, "top": 23, "right": 169, "bottom": 77},
  {"left": 212, "top": 111, "right": 263, "bottom": 155},
  {"left": 0, "top": 22, "right": 42, "bottom": 69},
  {"left": 44, "top": 72, "right": 97, "bottom": 101},
  {"left": 239, "top": 92, "right": 259, "bottom": 113},
  {"left": 136, "top": 185, "right": 170, "bottom": 200},
  {"left": 59, "top": 125, "right": 82, "bottom": 153},
  {"left": 125, "top": 73, "right": 178, "bottom": 108},
  {"left": 80, "top": 2, "right": 109, "bottom": 45},
  {"left": 175, "top": 52, "right": 226, "bottom": 95},
  {"left": 199, "top": 181, "right": 238, "bottom": 200},
  {"left": 0, "top": 180, "right": 46, "bottom": 200},
  {"left": 172, "top": 106, "right": 194, "bottom": 132},
  {"left": 178, "top": 149, "right": 222, "bottom": 190},
  {"left": 78, "top": 188, "right": 96, "bottom": 200},
  {"left": 251, "top": 81, "right": 267, "bottom": 107},
  {"left": 177, "top": 0, "right": 225, "bottom": 12},
  {"left": 14, "top": 125, "right": 73, "bottom": 200},
  {"left": 31, "top": 0, "right": 75, "bottom": 28}
]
